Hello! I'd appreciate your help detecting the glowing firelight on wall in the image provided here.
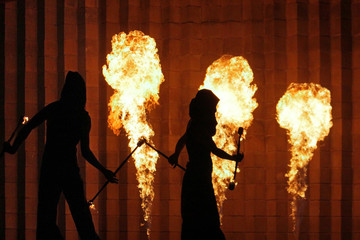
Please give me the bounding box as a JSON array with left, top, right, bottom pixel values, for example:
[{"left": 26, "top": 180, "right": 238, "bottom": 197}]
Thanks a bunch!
[
  {"left": 200, "top": 55, "right": 258, "bottom": 219},
  {"left": 102, "top": 30, "right": 164, "bottom": 237},
  {"left": 276, "top": 83, "right": 332, "bottom": 231}
]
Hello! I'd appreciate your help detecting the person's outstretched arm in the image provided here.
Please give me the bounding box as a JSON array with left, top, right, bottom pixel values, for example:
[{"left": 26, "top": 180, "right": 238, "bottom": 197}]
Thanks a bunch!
[
  {"left": 3, "top": 103, "right": 53, "bottom": 154},
  {"left": 80, "top": 115, "right": 118, "bottom": 183},
  {"left": 168, "top": 133, "right": 186, "bottom": 167},
  {"left": 202, "top": 135, "right": 243, "bottom": 162}
]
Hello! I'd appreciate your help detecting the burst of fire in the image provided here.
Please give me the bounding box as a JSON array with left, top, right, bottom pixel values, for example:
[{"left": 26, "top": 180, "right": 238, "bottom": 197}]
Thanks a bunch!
[
  {"left": 200, "top": 55, "right": 258, "bottom": 219},
  {"left": 276, "top": 83, "right": 332, "bottom": 230},
  {"left": 102, "top": 30, "right": 164, "bottom": 237}
]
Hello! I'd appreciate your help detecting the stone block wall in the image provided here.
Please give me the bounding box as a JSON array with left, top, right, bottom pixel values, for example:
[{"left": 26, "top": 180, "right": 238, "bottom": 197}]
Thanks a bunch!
[{"left": 0, "top": 0, "right": 358, "bottom": 239}]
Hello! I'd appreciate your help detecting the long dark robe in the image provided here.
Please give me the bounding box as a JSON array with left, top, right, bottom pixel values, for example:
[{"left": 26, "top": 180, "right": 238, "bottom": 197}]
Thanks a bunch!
[{"left": 181, "top": 122, "right": 226, "bottom": 240}]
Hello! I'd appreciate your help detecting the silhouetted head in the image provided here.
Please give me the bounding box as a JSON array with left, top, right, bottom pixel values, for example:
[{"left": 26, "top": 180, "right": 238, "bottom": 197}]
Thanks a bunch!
[
  {"left": 60, "top": 71, "right": 86, "bottom": 109},
  {"left": 189, "top": 89, "right": 219, "bottom": 120},
  {"left": 189, "top": 89, "right": 219, "bottom": 136}
]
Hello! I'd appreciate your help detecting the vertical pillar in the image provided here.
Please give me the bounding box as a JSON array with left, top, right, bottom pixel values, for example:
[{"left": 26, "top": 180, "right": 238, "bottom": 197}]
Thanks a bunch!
[
  {"left": 148, "top": 0, "right": 169, "bottom": 239},
  {"left": 352, "top": 1, "right": 360, "bottom": 240},
  {"left": 263, "top": 1, "right": 277, "bottom": 239},
  {"left": 36, "top": 0, "right": 45, "bottom": 229},
  {"left": 43, "top": 0, "right": 63, "bottom": 234},
  {"left": 83, "top": 0, "right": 101, "bottom": 236},
  {"left": 161, "top": 1, "right": 181, "bottom": 239},
  {"left": 4, "top": 2, "right": 18, "bottom": 238},
  {"left": 24, "top": 0, "right": 41, "bottom": 238},
  {"left": 0, "top": 2, "right": 6, "bottom": 238},
  {"left": 63, "top": 0, "right": 78, "bottom": 237},
  {"left": 308, "top": 1, "right": 320, "bottom": 240},
  {"left": 97, "top": 0, "right": 107, "bottom": 238},
  {"left": 16, "top": 0, "right": 26, "bottom": 238},
  {"left": 340, "top": 0, "right": 353, "bottom": 239},
  {"left": 329, "top": 0, "right": 344, "bottom": 239},
  {"left": 102, "top": 1, "right": 122, "bottom": 239},
  {"left": 317, "top": 1, "right": 332, "bottom": 239}
]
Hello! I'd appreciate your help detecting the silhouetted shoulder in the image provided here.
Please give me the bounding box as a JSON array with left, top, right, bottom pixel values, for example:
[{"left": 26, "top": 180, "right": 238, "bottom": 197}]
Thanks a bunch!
[
  {"left": 40, "top": 101, "right": 59, "bottom": 113},
  {"left": 46, "top": 101, "right": 61, "bottom": 109},
  {"left": 24, "top": 101, "right": 60, "bottom": 129},
  {"left": 45, "top": 101, "right": 61, "bottom": 114}
]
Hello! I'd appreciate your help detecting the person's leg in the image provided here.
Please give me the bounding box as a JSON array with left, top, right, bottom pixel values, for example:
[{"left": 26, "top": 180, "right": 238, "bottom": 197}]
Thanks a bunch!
[
  {"left": 63, "top": 173, "right": 100, "bottom": 240},
  {"left": 36, "top": 170, "right": 63, "bottom": 240}
]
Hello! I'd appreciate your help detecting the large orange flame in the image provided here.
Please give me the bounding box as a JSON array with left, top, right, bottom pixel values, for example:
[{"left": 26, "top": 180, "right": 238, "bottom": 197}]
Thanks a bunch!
[
  {"left": 200, "top": 55, "right": 258, "bottom": 219},
  {"left": 102, "top": 30, "right": 164, "bottom": 237},
  {"left": 276, "top": 83, "right": 332, "bottom": 230}
]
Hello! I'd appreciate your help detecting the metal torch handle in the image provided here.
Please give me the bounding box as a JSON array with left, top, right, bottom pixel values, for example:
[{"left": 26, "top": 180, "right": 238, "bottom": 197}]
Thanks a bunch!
[
  {"left": 88, "top": 142, "right": 143, "bottom": 205},
  {"left": 232, "top": 134, "right": 241, "bottom": 180},
  {"left": 229, "top": 127, "right": 244, "bottom": 190},
  {"left": 143, "top": 140, "right": 186, "bottom": 171}
]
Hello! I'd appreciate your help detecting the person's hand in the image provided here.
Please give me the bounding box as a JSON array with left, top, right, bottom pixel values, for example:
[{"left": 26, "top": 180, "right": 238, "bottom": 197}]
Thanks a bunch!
[
  {"left": 233, "top": 153, "right": 244, "bottom": 162},
  {"left": 2, "top": 142, "right": 15, "bottom": 154},
  {"left": 168, "top": 153, "right": 179, "bottom": 168},
  {"left": 102, "top": 169, "right": 118, "bottom": 183}
]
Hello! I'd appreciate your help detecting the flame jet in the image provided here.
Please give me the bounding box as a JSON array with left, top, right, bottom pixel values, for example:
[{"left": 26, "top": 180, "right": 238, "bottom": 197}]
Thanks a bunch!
[
  {"left": 200, "top": 55, "right": 258, "bottom": 219},
  {"left": 102, "top": 30, "right": 164, "bottom": 237},
  {"left": 276, "top": 83, "right": 332, "bottom": 230}
]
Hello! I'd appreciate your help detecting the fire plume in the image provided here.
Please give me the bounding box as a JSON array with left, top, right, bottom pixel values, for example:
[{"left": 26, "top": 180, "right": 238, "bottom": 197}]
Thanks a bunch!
[
  {"left": 276, "top": 83, "right": 332, "bottom": 230},
  {"left": 200, "top": 55, "right": 258, "bottom": 218},
  {"left": 102, "top": 30, "right": 164, "bottom": 237}
]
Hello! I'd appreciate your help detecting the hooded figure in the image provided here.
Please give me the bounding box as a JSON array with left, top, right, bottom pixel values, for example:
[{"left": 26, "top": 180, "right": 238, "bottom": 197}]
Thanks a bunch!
[
  {"left": 3, "top": 71, "right": 117, "bottom": 240},
  {"left": 169, "top": 89, "right": 243, "bottom": 240}
]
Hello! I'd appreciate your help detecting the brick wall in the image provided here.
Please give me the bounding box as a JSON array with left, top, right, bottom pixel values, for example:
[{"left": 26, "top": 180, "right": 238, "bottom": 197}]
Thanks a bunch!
[{"left": 0, "top": 0, "right": 358, "bottom": 239}]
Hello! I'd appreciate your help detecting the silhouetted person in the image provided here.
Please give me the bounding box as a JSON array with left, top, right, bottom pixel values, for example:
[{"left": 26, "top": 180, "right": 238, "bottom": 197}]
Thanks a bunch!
[
  {"left": 3, "top": 71, "right": 117, "bottom": 240},
  {"left": 169, "top": 89, "right": 243, "bottom": 240}
]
